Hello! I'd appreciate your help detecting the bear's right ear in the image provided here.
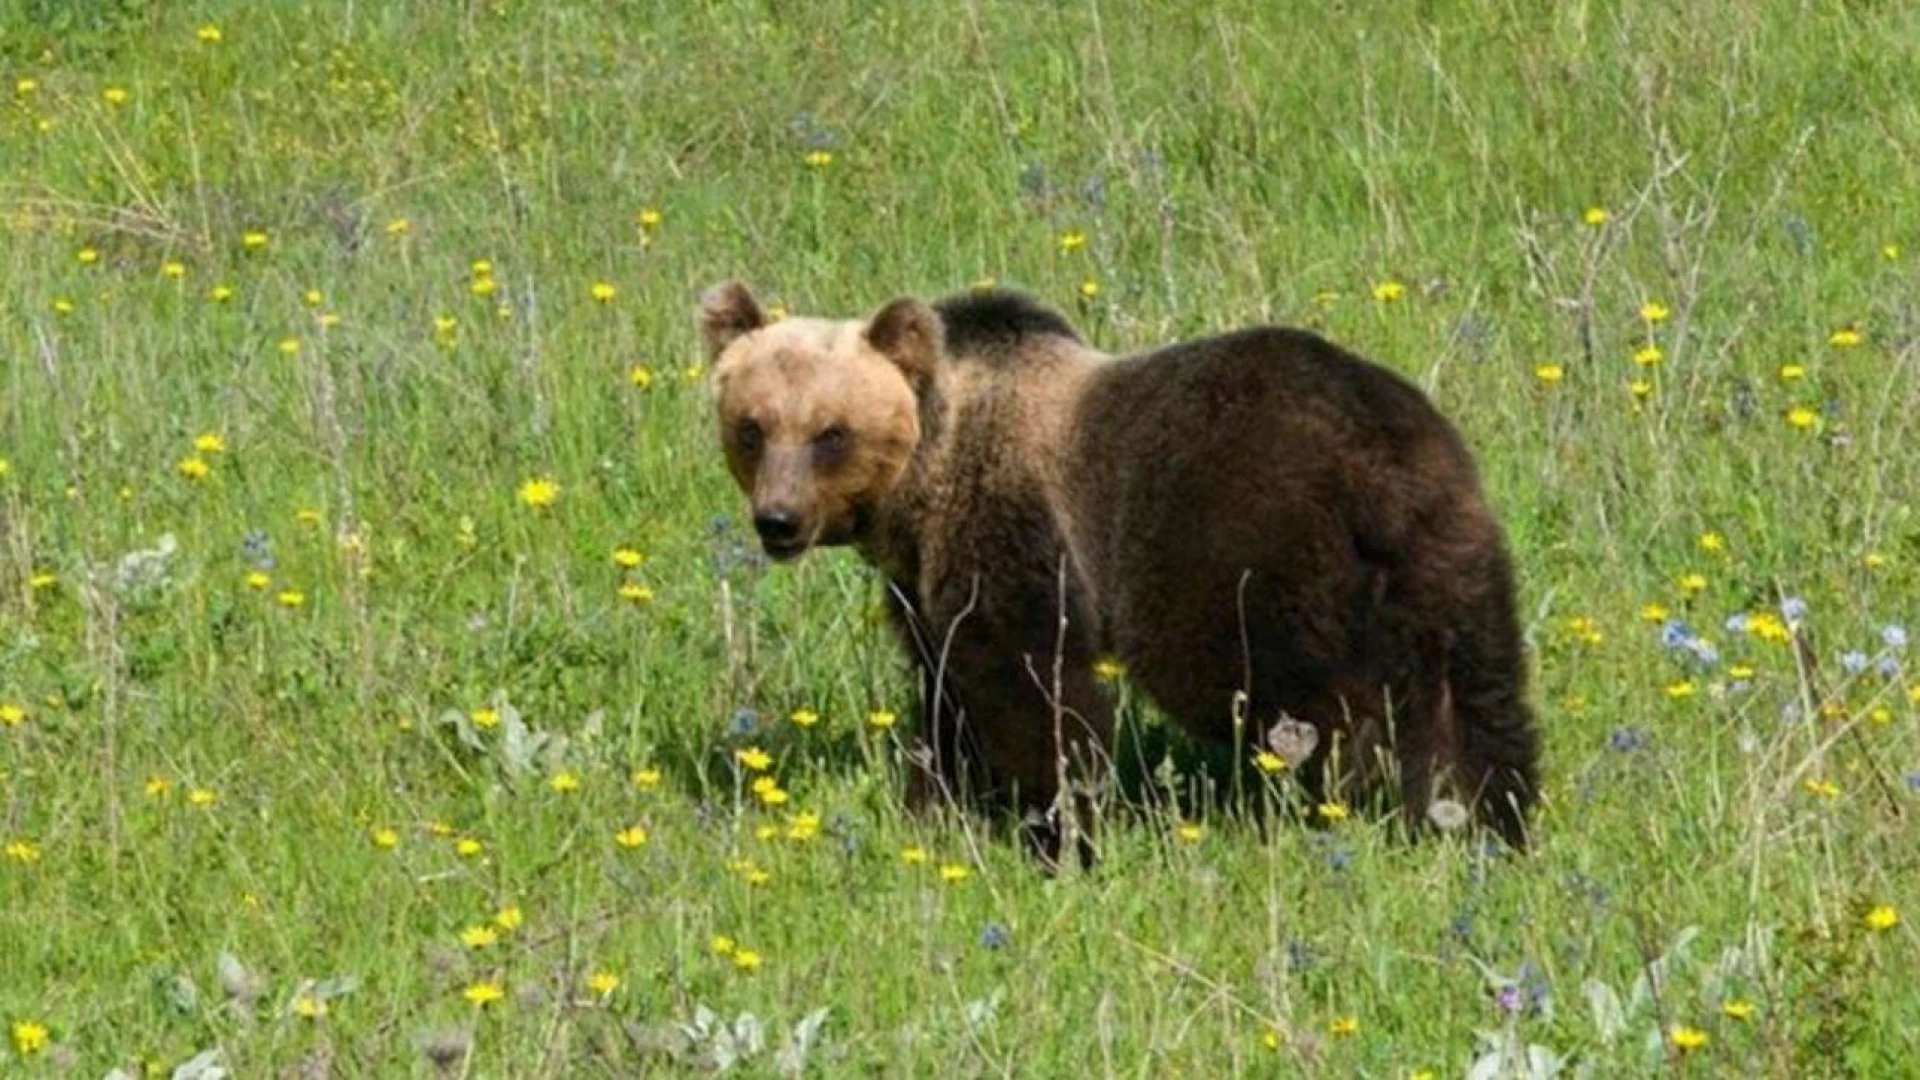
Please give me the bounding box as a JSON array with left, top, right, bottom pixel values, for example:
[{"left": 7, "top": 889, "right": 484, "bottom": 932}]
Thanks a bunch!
[
  {"left": 697, "top": 280, "right": 768, "bottom": 359},
  {"left": 865, "top": 297, "right": 942, "bottom": 390}
]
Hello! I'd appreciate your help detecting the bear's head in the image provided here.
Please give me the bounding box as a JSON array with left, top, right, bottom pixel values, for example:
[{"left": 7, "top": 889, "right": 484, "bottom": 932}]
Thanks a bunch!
[{"left": 699, "top": 280, "right": 941, "bottom": 562}]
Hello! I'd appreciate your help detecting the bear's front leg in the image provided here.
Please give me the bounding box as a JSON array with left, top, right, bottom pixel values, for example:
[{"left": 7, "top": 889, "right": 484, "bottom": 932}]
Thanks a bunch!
[{"left": 911, "top": 573, "right": 1115, "bottom": 868}]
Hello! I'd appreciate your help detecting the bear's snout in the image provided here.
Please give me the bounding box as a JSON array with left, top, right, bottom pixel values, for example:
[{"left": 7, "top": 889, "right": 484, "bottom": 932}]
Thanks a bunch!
[{"left": 752, "top": 506, "right": 805, "bottom": 557}]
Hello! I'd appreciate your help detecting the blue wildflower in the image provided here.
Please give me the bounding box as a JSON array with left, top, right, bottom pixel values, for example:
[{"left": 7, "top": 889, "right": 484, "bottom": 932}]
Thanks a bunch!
[
  {"left": 1883, "top": 625, "right": 1909, "bottom": 650},
  {"left": 1877, "top": 656, "right": 1901, "bottom": 678},
  {"left": 1725, "top": 613, "right": 1750, "bottom": 635},
  {"left": 1906, "top": 771, "right": 1920, "bottom": 795},
  {"left": 1609, "top": 727, "right": 1647, "bottom": 752},
  {"left": 1326, "top": 848, "right": 1352, "bottom": 872},
  {"left": 1781, "top": 596, "right": 1809, "bottom": 625},
  {"left": 728, "top": 707, "right": 759, "bottom": 737},
  {"left": 1660, "top": 620, "right": 1693, "bottom": 650},
  {"left": 978, "top": 923, "right": 1009, "bottom": 950},
  {"left": 1841, "top": 651, "right": 1869, "bottom": 676},
  {"left": 1687, "top": 638, "right": 1721, "bottom": 666}
]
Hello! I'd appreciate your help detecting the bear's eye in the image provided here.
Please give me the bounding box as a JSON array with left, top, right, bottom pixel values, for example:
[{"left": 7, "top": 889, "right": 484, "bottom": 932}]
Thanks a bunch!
[
  {"left": 813, "top": 425, "right": 850, "bottom": 461},
  {"left": 735, "top": 419, "right": 765, "bottom": 454}
]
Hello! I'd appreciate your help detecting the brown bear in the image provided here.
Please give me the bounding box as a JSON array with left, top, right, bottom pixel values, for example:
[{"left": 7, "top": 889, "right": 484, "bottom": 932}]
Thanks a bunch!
[{"left": 698, "top": 281, "right": 1539, "bottom": 862}]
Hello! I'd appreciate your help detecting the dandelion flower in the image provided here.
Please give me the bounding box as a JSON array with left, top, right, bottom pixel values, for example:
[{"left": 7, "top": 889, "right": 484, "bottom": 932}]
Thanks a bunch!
[
  {"left": 242, "top": 230, "right": 269, "bottom": 250},
  {"left": 1786, "top": 406, "right": 1818, "bottom": 431},
  {"left": 804, "top": 150, "right": 834, "bottom": 168},
  {"left": 900, "top": 846, "right": 929, "bottom": 865},
  {"left": 194, "top": 432, "right": 227, "bottom": 454},
  {"left": 470, "top": 707, "right": 500, "bottom": 729},
  {"left": 291, "top": 993, "right": 326, "bottom": 1019},
  {"left": 1722, "top": 999, "right": 1756, "bottom": 1021},
  {"left": 454, "top": 837, "right": 484, "bottom": 857},
  {"left": 632, "top": 767, "right": 662, "bottom": 789},
  {"left": 460, "top": 925, "right": 499, "bottom": 949},
  {"left": 785, "top": 811, "right": 820, "bottom": 841},
  {"left": 789, "top": 707, "right": 820, "bottom": 728},
  {"left": 29, "top": 571, "right": 57, "bottom": 591},
  {"left": 1640, "top": 301, "right": 1670, "bottom": 323},
  {"left": 1262, "top": 1030, "right": 1284, "bottom": 1050},
  {"left": 629, "top": 365, "right": 655, "bottom": 389},
  {"left": 278, "top": 337, "right": 301, "bottom": 356},
  {"left": 1533, "top": 364, "right": 1564, "bottom": 384},
  {"left": 177, "top": 456, "right": 211, "bottom": 480},
  {"left": 612, "top": 547, "right": 644, "bottom": 568},
  {"left": 1803, "top": 778, "right": 1840, "bottom": 799},
  {"left": 385, "top": 218, "right": 412, "bottom": 236},
  {"left": 1678, "top": 573, "right": 1708, "bottom": 595},
  {"left": 1254, "top": 751, "right": 1287, "bottom": 774},
  {"left": 1698, "top": 531, "right": 1725, "bottom": 553},
  {"left": 1640, "top": 602, "right": 1670, "bottom": 622},
  {"left": 517, "top": 477, "right": 560, "bottom": 508},
  {"left": 371, "top": 827, "right": 399, "bottom": 850},
  {"left": 0, "top": 703, "right": 25, "bottom": 727},
  {"left": 1629, "top": 378, "right": 1654, "bottom": 400},
  {"left": 4, "top": 839, "right": 41, "bottom": 863},
  {"left": 196, "top": 25, "right": 222, "bottom": 43},
  {"left": 51, "top": 298, "right": 75, "bottom": 316},
  {"left": 1079, "top": 277, "right": 1101, "bottom": 299},
  {"left": 732, "top": 949, "right": 763, "bottom": 971},
  {"left": 867, "top": 709, "right": 898, "bottom": 730},
  {"left": 1093, "top": 657, "right": 1127, "bottom": 681},
  {"left": 1669, "top": 1026, "right": 1708, "bottom": 1052},
  {"left": 637, "top": 208, "right": 663, "bottom": 229},
  {"left": 1583, "top": 206, "right": 1609, "bottom": 226},
  {"left": 939, "top": 864, "right": 972, "bottom": 883},
  {"left": 1828, "top": 327, "right": 1862, "bottom": 348},
  {"left": 1633, "top": 344, "right": 1663, "bottom": 366},
  {"left": 735, "top": 746, "right": 772, "bottom": 771},
  {"left": 548, "top": 771, "right": 580, "bottom": 794},
  {"left": 1372, "top": 279, "right": 1406, "bottom": 302},
  {"left": 15, "top": 78, "right": 36, "bottom": 95},
  {"left": 590, "top": 281, "right": 617, "bottom": 303},
  {"left": 463, "top": 981, "right": 505, "bottom": 1008},
  {"left": 493, "top": 905, "right": 523, "bottom": 931},
  {"left": 188, "top": 787, "right": 218, "bottom": 807},
  {"left": 710, "top": 935, "right": 736, "bottom": 956},
  {"left": 276, "top": 589, "right": 306, "bottom": 608},
  {"left": 1176, "top": 822, "right": 1203, "bottom": 843},
  {"left": 1883, "top": 243, "right": 1901, "bottom": 261},
  {"left": 588, "top": 971, "right": 620, "bottom": 996},
  {"left": 103, "top": 87, "right": 129, "bottom": 106},
  {"left": 1058, "top": 230, "right": 1087, "bottom": 253},
  {"left": 1779, "top": 363, "right": 1807, "bottom": 381},
  {"left": 245, "top": 571, "right": 271, "bottom": 591},
  {"left": 617, "top": 583, "right": 654, "bottom": 604},
  {"left": 207, "top": 284, "right": 234, "bottom": 303},
  {"left": 615, "top": 825, "right": 648, "bottom": 848},
  {"left": 1317, "top": 801, "right": 1351, "bottom": 821},
  {"left": 1665, "top": 680, "right": 1697, "bottom": 700},
  {"left": 10, "top": 1020, "right": 49, "bottom": 1057},
  {"left": 1328, "top": 1016, "right": 1360, "bottom": 1038},
  {"left": 1865, "top": 904, "right": 1899, "bottom": 931}
]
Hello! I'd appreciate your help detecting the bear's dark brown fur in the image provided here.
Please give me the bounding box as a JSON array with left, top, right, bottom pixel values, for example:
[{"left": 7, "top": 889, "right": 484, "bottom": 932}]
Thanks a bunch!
[{"left": 700, "top": 282, "right": 1540, "bottom": 861}]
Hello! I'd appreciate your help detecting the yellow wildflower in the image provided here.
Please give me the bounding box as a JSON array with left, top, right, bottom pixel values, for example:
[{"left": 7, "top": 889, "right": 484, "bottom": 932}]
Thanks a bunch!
[
  {"left": 188, "top": 787, "right": 218, "bottom": 807},
  {"left": 1669, "top": 1026, "right": 1708, "bottom": 1052},
  {"left": 1828, "top": 327, "right": 1862, "bottom": 348},
  {"left": 590, "top": 281, "right": 617, "bottom": 303},
  {"left": 617, "top": 583, "right": 653, "bottom": 604},
  {"left": 1328, "top": 1016, "right": 1360, "bottom": 1038},
  {"left": 196, "top": 25, "right": 223, "bottom": 43},
  {"left": 588, "top": 971, "right": 621, "bottom": 995},
  {"left": 1640, "top": 301, "right": 1670, "bottom": 323},
  {"left": 1254, "top": 751, "right": 1287, "bottom": 774},
  {"left": 1372, "top": 279, "right": 1405, "bottom": 302},
  {"left": 1786, "top": 406, "right": 1818, "bottom": 431},
  {"left": 1583, "top": 206, "right": 1608, "bottom": 226},
  {"left": 1722, "top": 999, "right": 1756, "bottom": 1021},
  {"left": 493, "top": 905, "right": 524, "bottom": 931},
  {"left": 867, "top": 709, "right": 898, "bottom": 730},
  {"left": 1079, "top": 277, "right": 1100, "bottom": 299},
  {"left": 632, "top": 767, "right": 662, "bottom": 789},
  {"left": 804, "top": 150, "right": 834, "bottom": 168},
  {"left": 471, "top": 707, "right": 500, "bottom": 729},
  {"left": 460, "top": 925, "right": 499, "bottom": 949},
  {"left": 548, "top": 771, "right": 580, "bottom": 794},
  {"left": 612, "top": 548, "right": 644, "bottom": 568},
  {"left": 276, "top": 589, "right": 306, "bottom": 608},
  {"left": 615, "top": 825, "right": 648, "bottom": 848},
  {"left": 517, "top": 477, "right": 560, "bottom": 508},
  {"left": 177, "top": 456, "right": 211, "bottom": 480},
  {"left": 789, "top": 707, "right": 820, "bottom": 728},
  {"left": 0, "top": 704, "right": 25, "bottom": 726},
  {"left": 1533, "top": 363, "right": 1564, "bottom": 384},
  {"left": 732, "top": 949, "right": 763, "bottom": 971},
  {"left": 1633, "top": 344, "right": 1663, "bottom": 366},
  {"left": 1865, "top": 904, "right": 1899, "bottom": 931},
  {"left": 1779, "top": 363, "right": 1806, "bottom": 381},
  {"left": 939, "top": 863, "right": 972, "bottom": 884},
  {"left": 735, "top": 746, "right": 772, "bottom": 772},
  {"left": 1058, "top": 230, "right": 1087, "bottom": 253},
  {"left": 194, "top": 432, "right": 227, "bottom": 454},
  {"left": 371, "top": 827, "right": 399, "bottom": 849},
  {"left": 4, "top": 839, "right": 41, "bottom": 863},
  {"left": 10, "top": 1020, "right": 49, "bottom": 1057},
  {"left": 900, "top": 846, "right": 929, "bottom": 865},
  {"left": 463, "top": 981, "right": 504, "bottom": 1007}
]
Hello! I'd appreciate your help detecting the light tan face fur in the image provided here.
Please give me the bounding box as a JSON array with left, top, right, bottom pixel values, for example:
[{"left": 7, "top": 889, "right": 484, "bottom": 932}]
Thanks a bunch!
[{"left": 698, "top": 282, "right": 936, "bottom": 562}]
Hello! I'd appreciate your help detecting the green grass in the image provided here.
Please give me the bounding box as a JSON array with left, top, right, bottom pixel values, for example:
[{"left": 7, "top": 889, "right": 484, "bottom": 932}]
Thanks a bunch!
[{"left": 3, "top": 1, "right": 1917, "bottom": 1075}]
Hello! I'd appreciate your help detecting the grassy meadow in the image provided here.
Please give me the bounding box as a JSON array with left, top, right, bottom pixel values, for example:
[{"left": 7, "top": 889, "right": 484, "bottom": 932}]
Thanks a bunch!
[{"left": 4, "top": 1, "right": 1919, "bottom": 1075}]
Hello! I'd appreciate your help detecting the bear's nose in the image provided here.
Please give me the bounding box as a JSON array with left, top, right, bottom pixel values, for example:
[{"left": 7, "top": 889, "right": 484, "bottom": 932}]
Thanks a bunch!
[{"left": 753, "top": 509, "right": 801, "bottom": 545}]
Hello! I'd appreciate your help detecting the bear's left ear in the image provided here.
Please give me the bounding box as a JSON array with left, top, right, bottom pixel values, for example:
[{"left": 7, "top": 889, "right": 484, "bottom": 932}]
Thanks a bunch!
[
  {"left": 697, "top": 280, "right": 768, "bottom": 359},
  {"left": 865, "top": 297, "right": 942, "bottom": 390}
]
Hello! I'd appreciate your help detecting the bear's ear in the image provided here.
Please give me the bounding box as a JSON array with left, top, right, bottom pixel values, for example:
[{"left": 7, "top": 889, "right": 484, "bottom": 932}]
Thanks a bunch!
[
  {"left": 864, "top": 297, "right": 942, "bottom": 389},
  {"left": 697, "top": 280, "right": 768, "bottom": 359}
]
